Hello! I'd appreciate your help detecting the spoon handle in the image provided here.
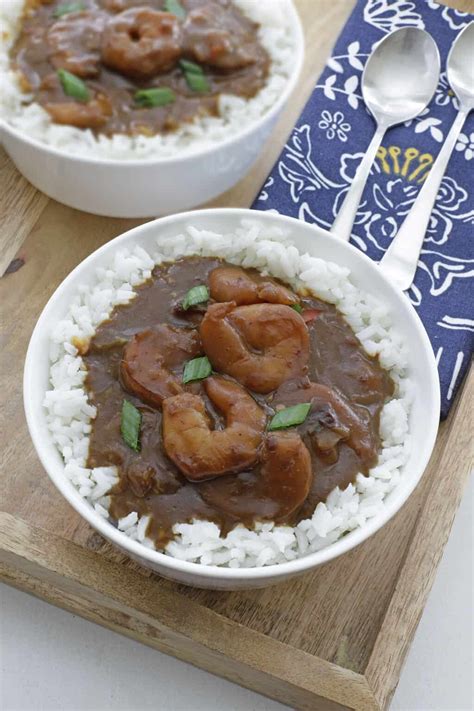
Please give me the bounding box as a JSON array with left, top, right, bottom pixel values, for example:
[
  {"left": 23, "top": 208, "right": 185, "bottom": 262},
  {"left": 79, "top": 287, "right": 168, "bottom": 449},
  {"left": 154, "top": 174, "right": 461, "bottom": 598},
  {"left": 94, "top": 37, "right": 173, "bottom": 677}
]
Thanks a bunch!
[
  {"left": 379, "top": 108, "right": 470, "bottom": 291},
  {"left": 330, "top": 123, "right": 386, "bottom": 242}
]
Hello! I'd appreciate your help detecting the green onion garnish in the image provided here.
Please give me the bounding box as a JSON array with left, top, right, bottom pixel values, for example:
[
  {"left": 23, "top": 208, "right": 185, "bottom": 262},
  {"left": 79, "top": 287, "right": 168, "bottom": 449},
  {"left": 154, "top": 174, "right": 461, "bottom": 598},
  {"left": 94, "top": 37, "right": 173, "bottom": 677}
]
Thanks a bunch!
[
  {"left": 134, "top": 87, "right": 176, "bottom": 108},
  {"left": 291, "top": 304, "right": 303, "bottom": 314},
  {"left": 164, "top": 0, "right": 186, "bottom": 19},
  {"left": 268, "top": 403, "right": 312, "bottom": 431},
  {"left": 121, "top": 400, "right": 141, "bottom": 452},
  {"left": 182, "top": 284, "right": 209, "bottom": 310},
  {"left": 179, "top": 59, "right": 203, "bottom": 75},
  {"left": 179, "top": 59, "right": 210, "bottom": 94},
  {"left": 53, "top": 2, "right": 85, "bottom": 17},
  {"left": 184, "top": 71, "right": 210, "bottom": 94},
  {"left": 57, "top": 69, "right": 90, "bottom": 102},
  {"left": 183, "top": 356, "right": 212, "bottom": 384}
]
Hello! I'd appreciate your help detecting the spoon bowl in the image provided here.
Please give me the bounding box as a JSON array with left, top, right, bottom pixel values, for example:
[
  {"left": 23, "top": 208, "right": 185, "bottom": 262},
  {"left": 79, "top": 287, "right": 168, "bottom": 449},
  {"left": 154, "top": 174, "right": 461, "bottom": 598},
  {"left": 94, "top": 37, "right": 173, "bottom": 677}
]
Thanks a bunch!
[
  {"left": 331, "top": 27, "right": 440, "bottom": 242},
  {"left": 362, "top": 27, "right": 441, "bottom": 126},
  {"left": 447, "top": 21, "right": 474, "bottom": 109}
]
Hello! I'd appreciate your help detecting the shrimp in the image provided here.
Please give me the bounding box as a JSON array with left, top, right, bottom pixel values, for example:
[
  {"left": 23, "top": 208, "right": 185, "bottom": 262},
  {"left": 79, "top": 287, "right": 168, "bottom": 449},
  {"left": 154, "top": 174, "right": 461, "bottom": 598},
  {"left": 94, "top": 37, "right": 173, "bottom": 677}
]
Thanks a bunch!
[
  {"left": 200, "top": 302, "right": 309, "bottom": 394},
  {"left": 199, "top": 431, "right": 312, "bottom": 521},
  {"left": 120, "top": 326, "right": 201, "bottom": 408},
  {"left": 209, "top": 266, "right": 299, "bottom": 307},
  {"left": 162, "top": 376, "right": 266, "bottom": 481},
  {"left": 101, "top": 9, "right": 182, "bottom": 79},
  {"left": 183, "top": 4, "right": 259, "bottom": 70},
  {"left": 273, "top": 379, "right": 377, "bottom": 465},
  {"left": 48, "top": 11, "right": 105, "bottom": 78},
  {"left": 260, "top": 432, "right": 313, "bottom": 518},
  {"left": 44, "top": 92, "right": 112, "bottom": 129}
]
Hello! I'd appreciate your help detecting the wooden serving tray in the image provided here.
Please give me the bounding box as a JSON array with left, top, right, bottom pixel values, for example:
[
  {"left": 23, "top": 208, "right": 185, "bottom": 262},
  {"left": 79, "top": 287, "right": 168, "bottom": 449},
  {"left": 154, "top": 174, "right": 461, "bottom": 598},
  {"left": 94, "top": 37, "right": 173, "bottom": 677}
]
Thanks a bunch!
[{"left": 1, "top": 2, "right": 472, "bottom": 708}]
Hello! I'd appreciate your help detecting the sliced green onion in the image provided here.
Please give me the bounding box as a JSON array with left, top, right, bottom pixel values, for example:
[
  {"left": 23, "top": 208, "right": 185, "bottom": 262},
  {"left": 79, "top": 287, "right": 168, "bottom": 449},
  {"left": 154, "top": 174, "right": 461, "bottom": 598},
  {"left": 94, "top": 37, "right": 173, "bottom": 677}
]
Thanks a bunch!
[
  {"left": 182, "top": 284, "right": 209, "bottom": 310},
  {"left": 179, "top": 59, "right": 203, "bottom": 75},
  {"left": 164, "top": 0, "right": 186, "bottom": 19},
  {"left": 291, "top": 303, "right": 303, "bottom": 314},
  {"left": 134, "top": 87, "right": 176, "bottom": 108},
  {"left": 53, "top": 2, "right": 85, "bottom": 17},
  {"left": 268, "top": 403, "right": 312, "bottom": 431},
  {"left": 184, "top": 71, "right": 210, "bottom": 94},
  {"left": 57, "top": 69, "right": 90, "bottom": 102},
  {"left": 121, "top": 400, "right": 141, "bottom": 452},
  {"left": 183, "top": 356, "right": 212, "bottom": 384},
  {"left": 178, "top": 59, "right": 210, "bottom": 93}
]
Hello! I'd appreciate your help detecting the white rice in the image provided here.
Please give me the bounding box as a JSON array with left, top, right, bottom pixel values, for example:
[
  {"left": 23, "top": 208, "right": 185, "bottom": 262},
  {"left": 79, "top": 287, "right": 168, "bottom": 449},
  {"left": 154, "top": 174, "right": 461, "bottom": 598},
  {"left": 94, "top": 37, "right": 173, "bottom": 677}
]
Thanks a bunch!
[
  {"left": 43, "top": 219, "right": 413, "bottom": 567},
  {"left": 0, "top": 0, "right": 297, "bottom": 160}
]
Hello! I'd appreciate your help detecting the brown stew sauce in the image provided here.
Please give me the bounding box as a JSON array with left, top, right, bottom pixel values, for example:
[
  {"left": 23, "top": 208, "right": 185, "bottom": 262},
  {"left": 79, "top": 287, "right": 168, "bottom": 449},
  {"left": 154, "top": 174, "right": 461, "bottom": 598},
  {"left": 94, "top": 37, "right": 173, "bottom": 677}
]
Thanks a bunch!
[
  {"left": 10, "top": 0, "right": 269, "bottom": 135},
  {"left": 84, "top": 257, "right": 394, "bottom": 548}
]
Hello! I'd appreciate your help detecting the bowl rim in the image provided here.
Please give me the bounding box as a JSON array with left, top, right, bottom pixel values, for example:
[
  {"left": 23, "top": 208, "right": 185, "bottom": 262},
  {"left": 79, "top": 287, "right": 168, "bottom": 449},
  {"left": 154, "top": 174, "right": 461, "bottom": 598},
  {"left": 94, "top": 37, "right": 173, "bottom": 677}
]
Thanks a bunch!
[
  {"left": 0, "top": 2, "right": 304, "bottom": 167},
  {"left": 23, "top": 208, "right": 441, "bottom": 582}
]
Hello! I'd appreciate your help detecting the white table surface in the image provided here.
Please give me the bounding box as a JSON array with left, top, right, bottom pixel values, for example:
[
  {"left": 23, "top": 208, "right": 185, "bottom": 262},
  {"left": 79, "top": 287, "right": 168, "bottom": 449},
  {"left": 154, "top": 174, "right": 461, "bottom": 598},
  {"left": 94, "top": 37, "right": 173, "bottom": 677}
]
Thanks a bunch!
[{"left": 1, "top": 475, "right": 472, "bottom": 711}]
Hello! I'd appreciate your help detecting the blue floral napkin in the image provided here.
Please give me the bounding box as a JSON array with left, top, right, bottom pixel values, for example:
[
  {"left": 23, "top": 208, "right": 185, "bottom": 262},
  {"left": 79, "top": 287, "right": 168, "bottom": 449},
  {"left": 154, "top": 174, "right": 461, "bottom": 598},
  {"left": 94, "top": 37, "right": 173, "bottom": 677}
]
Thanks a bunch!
[{"left": 252, "top": 0, "right": 473, "bottom": 418}]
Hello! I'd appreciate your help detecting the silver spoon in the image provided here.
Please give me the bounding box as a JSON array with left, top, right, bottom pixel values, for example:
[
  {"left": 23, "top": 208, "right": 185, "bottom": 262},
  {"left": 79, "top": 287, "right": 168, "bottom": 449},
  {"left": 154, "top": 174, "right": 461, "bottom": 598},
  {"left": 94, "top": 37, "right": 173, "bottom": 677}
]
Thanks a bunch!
[
  {"left": 379, "top": 22, "right": 474, "bottom": 291},
  {"left": 331, "top": 28, "right": 440, "bottom": 243}
]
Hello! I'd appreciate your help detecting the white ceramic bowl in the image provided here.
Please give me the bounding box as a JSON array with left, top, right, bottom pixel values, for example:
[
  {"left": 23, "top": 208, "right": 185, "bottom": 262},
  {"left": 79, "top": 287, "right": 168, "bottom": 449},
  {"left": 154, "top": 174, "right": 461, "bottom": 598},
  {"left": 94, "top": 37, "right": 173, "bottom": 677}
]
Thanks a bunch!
[
  {"left": 0, "top": 6, "right": 303, "bottom": 218},
  {"left": 24, "top": 209, "right": 440, "bottom": 589}
]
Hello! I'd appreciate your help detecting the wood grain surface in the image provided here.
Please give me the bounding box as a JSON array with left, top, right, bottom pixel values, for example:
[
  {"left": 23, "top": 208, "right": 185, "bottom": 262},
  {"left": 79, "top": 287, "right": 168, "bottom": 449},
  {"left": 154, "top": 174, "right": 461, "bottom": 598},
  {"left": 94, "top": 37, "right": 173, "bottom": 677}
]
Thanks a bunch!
[
  {"left": 1, "top": 1, "right": 473, "bottom": 709},
  {"left": 0, "top": 147, "right": 49, "bottom": 276}
]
